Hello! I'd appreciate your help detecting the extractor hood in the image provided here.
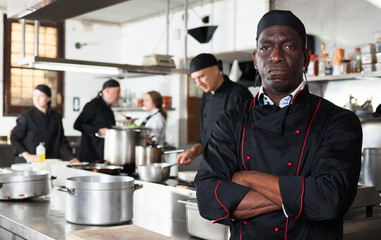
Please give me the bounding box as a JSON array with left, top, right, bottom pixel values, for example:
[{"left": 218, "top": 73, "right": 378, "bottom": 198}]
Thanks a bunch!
[{"left": 7, "top": 0, "right": 130, "bottom": 21}]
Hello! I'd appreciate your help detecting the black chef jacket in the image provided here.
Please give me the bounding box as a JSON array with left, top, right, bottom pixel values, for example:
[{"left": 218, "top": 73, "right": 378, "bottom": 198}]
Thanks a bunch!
[
  {"left": 11, "top": 107, "right": 74, "bottom": 163},
  {"left": 198, "top": 76, "right": 253, "bottom": 148},
  {"left": 74, "top": 96, "right": 115, "bottom": 162},
  {"left": 195, "top": 87, "right": 362, "bottom": 240}
]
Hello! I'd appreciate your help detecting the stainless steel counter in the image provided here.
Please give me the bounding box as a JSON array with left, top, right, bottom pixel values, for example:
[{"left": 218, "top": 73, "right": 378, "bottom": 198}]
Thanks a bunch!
[
  {"left": 1, "top": 163, "right": 381, "bottom": 240},
  {"left": 0, "top": 164, "right": 198, "bottom": 240}
]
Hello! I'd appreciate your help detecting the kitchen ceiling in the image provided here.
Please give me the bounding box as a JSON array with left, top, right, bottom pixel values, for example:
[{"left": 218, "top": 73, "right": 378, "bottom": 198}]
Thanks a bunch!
[{"left": 1, "top": 0, "right": 207, "bottom": 24}]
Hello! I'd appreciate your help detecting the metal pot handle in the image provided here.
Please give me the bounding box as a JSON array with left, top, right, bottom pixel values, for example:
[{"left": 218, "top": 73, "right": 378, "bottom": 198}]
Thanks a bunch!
[
  {"left": 95, "top": 133, "right": 105, "bottom": 138},
  {"left": 133, "top": 184, "right": 143, "bottom": 192},
  {"left": 55, "top": 185, "right": 75, "bottom": 195}
]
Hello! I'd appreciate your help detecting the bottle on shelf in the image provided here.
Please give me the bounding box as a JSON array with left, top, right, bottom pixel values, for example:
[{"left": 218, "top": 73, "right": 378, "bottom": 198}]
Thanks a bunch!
[
  {"left": 351, "top": 47, "right": 362, "bottom": 73},
  {"left": 319, "top": 43, "right": 333, "bottom": 76},
  {"left": 36, "top": 142, "right": 46, "bottom": 162},
  {"left": 307, "top": 54, "right": 319, "bottom": 77}
]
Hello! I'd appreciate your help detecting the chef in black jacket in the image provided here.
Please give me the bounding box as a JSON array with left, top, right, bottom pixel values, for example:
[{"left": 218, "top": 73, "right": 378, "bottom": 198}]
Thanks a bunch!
[
  {"left": 74, "top": 79, "right": 120, "bottom": 163},
  {"left": 11, "top": 85, "right": 79, "bottom": 163},
  {"left": 195, "top": 10, "right": 362, "bottom": 240},
  {"left": 176, "top": 53, "right": 253, "bottom": 166}
]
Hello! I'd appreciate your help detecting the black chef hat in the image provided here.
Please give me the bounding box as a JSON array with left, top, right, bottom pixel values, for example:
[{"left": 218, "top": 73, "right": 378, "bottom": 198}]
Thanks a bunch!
[
  {"left": 35, "top": 84, "right": 51, "bottom": 97},
  {"left": 256, "top": 10, "right": 306, "bottom": 47},
  {"left": 189, "top": 53, "right": 218, "bottom": 74},
  {"left": 102, "top": 79, "right": 120, "bottom": 90}
]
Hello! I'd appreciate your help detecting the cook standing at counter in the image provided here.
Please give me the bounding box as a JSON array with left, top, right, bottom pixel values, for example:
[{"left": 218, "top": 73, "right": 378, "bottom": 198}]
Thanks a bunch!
[
  {"left": 195, "top": 10, "right": 362, "bottom": 239},
  {"left": 139, "top": 91, "right": 167, "bottom": 146},
  {"left": 176, "top": 53, "right": 253, "bottom": 165},
  {"left": 10, "top": 85, "right": 79, "bottom": 163},
  {"left": 74, "top": 79, "right": 120, "bottom": 163}
]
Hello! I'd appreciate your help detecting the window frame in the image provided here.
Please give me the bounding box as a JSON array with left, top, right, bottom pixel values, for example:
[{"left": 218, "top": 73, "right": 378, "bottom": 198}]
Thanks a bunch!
[{"left": 3, "top": 16, "right": 65, "bottom": 116}]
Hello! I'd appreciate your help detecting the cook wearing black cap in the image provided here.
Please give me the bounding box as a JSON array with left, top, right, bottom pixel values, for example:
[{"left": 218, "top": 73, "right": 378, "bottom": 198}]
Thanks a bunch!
[
  {"left": 195, "top": 10, "right": 362, "bottom": 240},
  {"left": 11, "top": 84, "right": 80, "bottom": 163},
  {"left": 74, "top": 79, "right": 121, "bottom": 163},
  {"left": 176, "top": 53, "right": 252, "bottom": 166}
]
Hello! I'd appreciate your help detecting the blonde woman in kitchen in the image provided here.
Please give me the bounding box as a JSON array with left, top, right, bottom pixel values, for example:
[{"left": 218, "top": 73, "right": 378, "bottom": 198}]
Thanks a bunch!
[{"left": 139, "top": 91, "right": 167, "bottom": 146}]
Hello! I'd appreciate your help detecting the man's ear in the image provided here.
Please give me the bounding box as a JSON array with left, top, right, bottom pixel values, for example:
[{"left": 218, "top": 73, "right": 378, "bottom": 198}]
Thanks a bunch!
[
  {"left": 304, "top": 48, "right": 311, "bottom": 69},
  {"left": 252, "top": 51, "right": 258, "bottom": 70}
]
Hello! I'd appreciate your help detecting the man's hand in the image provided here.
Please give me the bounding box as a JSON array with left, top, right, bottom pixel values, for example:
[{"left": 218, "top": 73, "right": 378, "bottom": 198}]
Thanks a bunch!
[{"left": 176, "top": 143, "right": 202, "bottom": 166}]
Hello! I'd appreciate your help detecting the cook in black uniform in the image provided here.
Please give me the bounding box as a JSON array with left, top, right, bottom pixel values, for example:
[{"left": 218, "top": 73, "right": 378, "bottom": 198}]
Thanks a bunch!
[
  {"left": 195, "top": 10, "right": 362, "bottom": 240},
  {"left": 11, "top": 85, "right": 79, "bottom": 163},
  {"left": 176, "top": 53, "right": 253, "bottom": 165},
  {"left": 74, "top": 79, "right": 120, "bottom": 163}
]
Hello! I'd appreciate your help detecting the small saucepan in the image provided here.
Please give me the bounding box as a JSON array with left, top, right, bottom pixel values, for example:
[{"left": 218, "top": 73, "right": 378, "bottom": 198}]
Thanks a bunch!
[{"left": 137, "top": 163, "right": 177, "bottom": 182}]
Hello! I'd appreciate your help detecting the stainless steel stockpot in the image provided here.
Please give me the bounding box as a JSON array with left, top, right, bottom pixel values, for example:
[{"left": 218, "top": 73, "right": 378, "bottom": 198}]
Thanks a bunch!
[
  {"left": 135, "top": 145, "right": 163, "bottom": 166},
  {"left": 103, "top": 127, "right": 148, "bottom": 165},
  {"left": 57, "top": 175, "right": 141, "bottom": 225},
  {"left": 0, "top": 170, "right": 50, "bottom": 200},
  {"left": 363, "top": 148, "right": 381, "bottom": 191}
]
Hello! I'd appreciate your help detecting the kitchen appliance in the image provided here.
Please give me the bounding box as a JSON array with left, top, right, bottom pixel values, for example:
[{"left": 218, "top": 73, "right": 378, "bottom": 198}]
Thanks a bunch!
[
  {"left": 362, "top": 148, "right": 381, "bottom": 191},
  {"left": 178, "top": 198, "right": 230, "bottom": 240},
  {"left": 57, "top": 175, "right": 141, "bottom": 225},
  {"left": 0, "top": 170, "right": 50, "bottom": 200},
  {"left": 142, "top": 54, "right": 176, "bottom": 68},
  {"left": 137, "top": 163, "right": 177, "bottom": 182},
  {"left": 102, "top": 127, "right": 148, "bottom": 172}
]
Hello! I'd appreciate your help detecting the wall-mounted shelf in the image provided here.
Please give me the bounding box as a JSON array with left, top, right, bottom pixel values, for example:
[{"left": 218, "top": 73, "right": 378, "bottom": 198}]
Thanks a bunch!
[{"left": 308, "top": 71, "right": 381, "bottom": 82}]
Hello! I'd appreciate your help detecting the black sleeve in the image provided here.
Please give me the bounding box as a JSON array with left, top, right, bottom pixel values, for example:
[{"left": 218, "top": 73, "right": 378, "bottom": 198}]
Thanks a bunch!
[
  {"left": 10, "top": 114, "right": 28, "bottom": 155},
  {"left": 279, "top": 108, "right": 362, "bottom": 220},
  {"left": 195, "top": 104, "right": 251, "bottom": 227},
  {"left": 73, "top": 101, "right": 100, "bottom": 136}
]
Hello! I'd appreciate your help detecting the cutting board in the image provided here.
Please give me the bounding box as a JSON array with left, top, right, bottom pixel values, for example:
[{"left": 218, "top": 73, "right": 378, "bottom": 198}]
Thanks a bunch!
[{"left": 67, "top": 224, "right": 176, "bottom": 240}]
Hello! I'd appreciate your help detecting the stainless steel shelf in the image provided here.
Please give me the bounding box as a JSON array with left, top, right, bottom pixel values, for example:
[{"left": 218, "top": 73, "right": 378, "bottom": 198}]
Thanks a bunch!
[{"left": 308, "top": 71, "right": 381, "bottom": 82}]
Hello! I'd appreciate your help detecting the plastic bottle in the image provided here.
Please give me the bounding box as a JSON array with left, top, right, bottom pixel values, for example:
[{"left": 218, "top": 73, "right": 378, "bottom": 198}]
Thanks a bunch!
[
  {"left": 307, "top": 54, "right": 319, "bottom": 77},
  {"left": 352, "top": 47, "right": 362, "bottom": 73},
  {"left": 324, "top": 55, "right": 333, "bottom": 75},
  {"left": 36, "top": 142, "right": 46, "bottom": 162},
  {"left": 319, "top": 43, "right": 328, "bottom": 76}
]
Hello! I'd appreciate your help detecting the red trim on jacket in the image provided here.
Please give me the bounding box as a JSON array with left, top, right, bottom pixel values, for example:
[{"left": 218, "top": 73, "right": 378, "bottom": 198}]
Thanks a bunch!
[
  {"left": 296, "top": 98, "right": 321, "bottom": 175},
  {"left": 213, "top": 180, "right": 230, "bottom": 223},
  {"left": 285, "top": 217, "right": 289, "bottom": 240},
  {"left": 241, "top": 97, "right": 256, "bottom": 171}
]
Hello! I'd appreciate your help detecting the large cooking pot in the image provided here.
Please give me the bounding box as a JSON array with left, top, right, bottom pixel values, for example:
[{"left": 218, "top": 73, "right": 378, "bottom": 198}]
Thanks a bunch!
[
  {"left": 102, "top": 127, "right": 148, "bottom": 165},
  {"left": 57, "top": 175, "right": 141, "bottom": 225},
  {"left": 135, "top": 145, "right": 163, "bottom": 166},
  {"left": 363, "top": 148, "right": 381, "bottom": 191},
  {"left": 0, "top": 170, "right": 50, "bottom": 200}
]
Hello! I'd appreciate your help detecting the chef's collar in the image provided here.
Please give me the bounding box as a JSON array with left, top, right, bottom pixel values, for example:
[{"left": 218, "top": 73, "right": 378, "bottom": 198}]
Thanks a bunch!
[{"left": 258, "top": 81, "right": 306, "bottom": 108}]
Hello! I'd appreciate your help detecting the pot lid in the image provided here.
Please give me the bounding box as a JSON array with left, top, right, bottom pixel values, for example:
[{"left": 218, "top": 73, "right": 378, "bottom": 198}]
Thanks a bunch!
[
  {"left": 66, "top": 175, "right": 135, "bottom": 190},
  {"left": 0, "top": 170, "right": 49, "bottom": 183}
]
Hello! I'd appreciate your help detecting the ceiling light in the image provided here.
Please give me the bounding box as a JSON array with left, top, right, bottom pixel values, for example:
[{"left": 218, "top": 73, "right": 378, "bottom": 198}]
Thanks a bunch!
[
  {"left": 17, "top": 56, "right": 188, "bottom": 76},
  {"left": 18, "top": 56, "right": 124, "bottom": 75}
]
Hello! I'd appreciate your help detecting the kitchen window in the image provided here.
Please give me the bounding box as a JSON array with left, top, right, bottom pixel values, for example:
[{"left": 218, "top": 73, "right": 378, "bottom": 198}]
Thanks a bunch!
[{"left": 3, "top": 16, "right": 64, "bottom": 116}]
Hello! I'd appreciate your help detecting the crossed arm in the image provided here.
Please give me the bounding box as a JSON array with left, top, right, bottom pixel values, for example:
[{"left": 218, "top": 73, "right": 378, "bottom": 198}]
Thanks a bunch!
[{"left": 231, "top": 170, "right": 283, "bottom": 219}]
